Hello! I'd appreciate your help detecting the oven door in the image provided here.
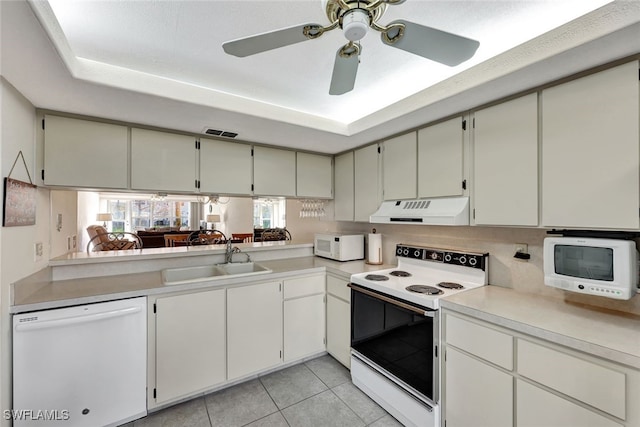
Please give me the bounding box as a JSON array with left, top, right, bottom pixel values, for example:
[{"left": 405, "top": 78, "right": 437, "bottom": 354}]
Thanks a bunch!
[{"left": 349, "top": 283, "right": 439, "bottom": 405}]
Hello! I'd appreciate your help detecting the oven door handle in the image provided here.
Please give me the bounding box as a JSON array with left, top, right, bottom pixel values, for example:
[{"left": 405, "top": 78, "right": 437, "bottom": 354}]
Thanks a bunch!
[{"left": 348, "top": 283, "right": 435, "bottom": 317}]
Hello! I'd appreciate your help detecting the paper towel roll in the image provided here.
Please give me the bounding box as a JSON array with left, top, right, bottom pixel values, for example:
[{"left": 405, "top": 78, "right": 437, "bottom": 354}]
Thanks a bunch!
[{"left": 367, "top": 233, "right": 382, "bottom": 265}]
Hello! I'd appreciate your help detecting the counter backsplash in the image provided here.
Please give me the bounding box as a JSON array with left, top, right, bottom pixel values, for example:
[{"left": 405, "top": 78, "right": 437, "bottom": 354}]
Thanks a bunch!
[{"left": 334, "top": 223, "right": 640, "bottom": 316}]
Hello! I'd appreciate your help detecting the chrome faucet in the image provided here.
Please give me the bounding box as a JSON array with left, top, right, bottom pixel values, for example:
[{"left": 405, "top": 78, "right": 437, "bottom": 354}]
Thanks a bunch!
[
  {"left": 225, "top": 240, "right": 233, "bottom": 264},
  {"left": 225, "top": 240, "right": 251, "bottom": 263}
]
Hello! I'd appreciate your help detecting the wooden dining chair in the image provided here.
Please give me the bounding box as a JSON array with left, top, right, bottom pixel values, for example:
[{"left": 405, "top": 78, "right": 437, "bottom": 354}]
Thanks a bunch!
[
  {"left": 232, "top": 233, "right": 253, "bottom": 243},
  {"left": 199, "top": 233, "right": 224, "bottom": 244},
  {"left": 86, "top": 225, "right": 142, "bottom": 252},
  {"left": 188, "top": 229, "right": 227, "bottom": 245},
  {"left": 164, "top": 234, "right": 190, "bottom": 247}
]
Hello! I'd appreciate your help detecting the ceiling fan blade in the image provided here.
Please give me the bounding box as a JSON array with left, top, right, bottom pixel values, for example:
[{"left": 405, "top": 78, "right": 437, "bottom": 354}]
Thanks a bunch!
[
  {"left": 223, "top": 24, "right": 321, "bottom": 57},
  {"left": 381, "top": 20, "right": 479, "bottom": 66},
  {"left": 329, "top": 45, "right": 360, "bottom": 95}
]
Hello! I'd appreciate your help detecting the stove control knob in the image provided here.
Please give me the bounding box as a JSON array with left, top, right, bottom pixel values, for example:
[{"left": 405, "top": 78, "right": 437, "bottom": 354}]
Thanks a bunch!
[
  {"left": 459, "top": 256, "right": 467, "bottom": 265},
  {"left": 413, "top": 249, "right": 422, "bottom": 258},
  {"left": 396, "top": 247, "right": 403, "bottom": 256},
  {"left": 403, "top": 248, "right": 409, "bottom": 256},
  {"left": 430, "top": 252, "right": 439, "bottom": 260},
  {"left": 469, "top": 257, "right": 478, "bottom": 266},
  {"left": 444, "top": 253, "right": 452, "bottom": 262}
]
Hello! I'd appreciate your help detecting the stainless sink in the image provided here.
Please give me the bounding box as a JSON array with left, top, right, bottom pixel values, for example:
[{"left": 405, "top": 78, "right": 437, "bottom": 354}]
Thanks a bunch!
[{"left": 162, "top": 262, "right": 271, "bottom": 285}]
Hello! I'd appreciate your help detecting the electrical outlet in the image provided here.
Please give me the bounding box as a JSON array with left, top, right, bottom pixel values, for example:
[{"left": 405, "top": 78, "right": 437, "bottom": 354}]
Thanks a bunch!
[
  {"left": 67, "top": 236, "right": 71, "bottom": 251},
  {"left": 515, "top": 243, "right": 528, "bottom": 254},
  {"left": 34, "top": 242, "right": 43, "bottom": 262},
  {"left": 72, "top": 235, "right": 77, "bottom": 249}
]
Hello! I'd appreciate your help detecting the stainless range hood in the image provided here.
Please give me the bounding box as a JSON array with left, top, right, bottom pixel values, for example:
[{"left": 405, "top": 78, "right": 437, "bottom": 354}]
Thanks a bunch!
[{"left": 370, "top": 197, "right": 470, "bottom": 225}]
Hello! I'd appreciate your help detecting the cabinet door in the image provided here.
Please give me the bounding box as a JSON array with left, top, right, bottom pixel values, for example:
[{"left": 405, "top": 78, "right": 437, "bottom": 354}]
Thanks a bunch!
[
  {"left": 284, "top": 294, "right": 326, "bottom": 362},
  {"left": 473, "top": 94, "right": 538, "bottom": 226},
  {"left": 131, "top": 128, "right": 197, "bottom": 192},
  {"left": 199, "top": 138, "right": 252, "bottom": 195},
  {"left": 334, "top": 151, "right": 354, "bottom": 221},
  {"left": 517, "top": 380, "right": 622, "bottom": 427},
  {"left": 444, "top": 347, "right": 513, "bottom": 427},
  {"left": 418, "top": 117, "right": 465, "bottom": 198},
  {"left": 253, "top": 146, "right": 296, "bottom": 196},
  {"left": 326, "top": 294, "right": 351, "bottom": 368},
  {"left": 43, "top": 115, "right": 128, "bottom": 189},
  {"left": 297, "top": 152, "right": 332, "bottom": 198},
  {"left": 383, "top": 132, "right": 417, "bottom": 200},
  {"left": 542, "top": 61, "right": 640, "bottom": 229},
  {"left": 227, "top": 281, "right": 282, "bottom": 379},
  {"left": 354, "top": 144, "right": 381, "bottom": 222},
  {"left": 155, "top": 289, "right": 226, "bottom": 404}
]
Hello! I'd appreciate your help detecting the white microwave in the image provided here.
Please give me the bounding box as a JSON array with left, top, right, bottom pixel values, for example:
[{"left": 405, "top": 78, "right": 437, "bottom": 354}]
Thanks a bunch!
[
  {"left": 543, "top": 237, "right": 639, "bottom": 300},
  {"left": 314, "top": 233, "right": 364, "bottom": 261}
]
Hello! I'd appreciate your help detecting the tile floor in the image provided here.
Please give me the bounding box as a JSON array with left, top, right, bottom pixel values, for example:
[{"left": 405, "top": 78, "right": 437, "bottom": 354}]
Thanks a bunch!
[{"left": 124, "top": 355, "right": 403, "bottom": 427}]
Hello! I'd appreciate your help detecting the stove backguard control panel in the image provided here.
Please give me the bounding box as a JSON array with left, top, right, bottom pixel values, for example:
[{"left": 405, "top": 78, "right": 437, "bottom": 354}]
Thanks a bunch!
[{"left": 396, "top": 244, "right": 488, "bottom": 271}]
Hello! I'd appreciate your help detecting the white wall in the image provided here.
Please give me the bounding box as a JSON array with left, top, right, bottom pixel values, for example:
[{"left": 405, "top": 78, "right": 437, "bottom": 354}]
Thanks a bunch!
[
  {"left": 50, "top": 190, "right": 78, "bottom": 257},
  {"left": 77, "top": 191, "right": 99, "bottom": 251},
  {"left": 285, "top": 199, "right": 337, "bottom": 243},
  {"left": 214, "top": 197, "right": 253, "bottom": 237},
  {"left": 0, "top": 77, "right": 51, "bottom": 426}
]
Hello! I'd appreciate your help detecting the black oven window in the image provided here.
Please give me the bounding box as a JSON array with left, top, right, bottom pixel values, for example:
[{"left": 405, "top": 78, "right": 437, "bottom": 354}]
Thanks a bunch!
[
  {"left": 351, "top": 291, "right": 434, "bottom": 400},
  {"left": 554, "top": 245, "right": 614, "bottom": 281}
]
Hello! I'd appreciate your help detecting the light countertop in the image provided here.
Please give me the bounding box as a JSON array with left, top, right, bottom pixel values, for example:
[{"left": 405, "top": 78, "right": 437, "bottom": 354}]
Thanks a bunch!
[
  {"left": 11, "top": 256, "right": 393, "bottom": 313},
  {"left": 441, "top": 286, "right": 640, "bottom": 369}
]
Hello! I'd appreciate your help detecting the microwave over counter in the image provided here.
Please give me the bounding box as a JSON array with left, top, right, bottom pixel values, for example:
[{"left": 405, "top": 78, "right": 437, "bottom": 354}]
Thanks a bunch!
[
  {"left": 543, "top": 237, "right": 639, "bottom": 300},
  {"left": 314, "top": 233, "right": 364, "bottom": 261}
]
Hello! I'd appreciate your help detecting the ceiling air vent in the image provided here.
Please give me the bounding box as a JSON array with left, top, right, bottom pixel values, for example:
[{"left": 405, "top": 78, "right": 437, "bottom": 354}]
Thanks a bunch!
[{"left": 203, "top": 127, "right": 238, "bottom": 139}]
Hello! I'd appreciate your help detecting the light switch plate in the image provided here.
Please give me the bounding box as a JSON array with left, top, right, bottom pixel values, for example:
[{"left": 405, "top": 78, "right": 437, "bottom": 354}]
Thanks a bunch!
[{"left": 34, "top": 242, "right": 43, "bottom": 262}]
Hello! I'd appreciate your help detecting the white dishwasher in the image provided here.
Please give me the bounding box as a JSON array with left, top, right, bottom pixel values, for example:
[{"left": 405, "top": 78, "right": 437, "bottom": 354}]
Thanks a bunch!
[{"left": 13, "top": 297, "right": 147, "bottom": 427}]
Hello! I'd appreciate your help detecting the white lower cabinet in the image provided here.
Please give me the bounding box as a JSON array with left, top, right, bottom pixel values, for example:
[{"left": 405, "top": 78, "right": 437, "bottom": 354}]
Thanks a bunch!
[
  {"left": 517, "top": 380, "right": 622, "bottom": 427},
  {"left": 228, "top": 281, "right": 283, "bottom": 380},
  {"left": 443, "top": 310, "right": 640, "bottom": 427},
  {"left": 444, "top": 346, "right": 513, "bottom": 427},
  {"left": 283, "top": 274, "right": 326, "bottom": 362},
  {"left": 153, "top": 289, "right": 226, "bottom": 405},
  {"left": 150, "top": 272, "right": 333, "bottom": 408},
  {"left": 326, "top": 274, "right": 351, "bottom": 368}
]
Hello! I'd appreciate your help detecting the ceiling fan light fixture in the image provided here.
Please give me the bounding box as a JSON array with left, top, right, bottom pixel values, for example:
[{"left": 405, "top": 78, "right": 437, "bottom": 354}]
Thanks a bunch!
[{"left": 342, "top": 9, "right": 369, "bottom": 41}]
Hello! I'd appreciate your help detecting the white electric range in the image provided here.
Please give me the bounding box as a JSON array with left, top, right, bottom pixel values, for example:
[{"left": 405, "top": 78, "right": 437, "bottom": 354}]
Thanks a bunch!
[{"left": 349, "top": 244, "right": 489, "bottom": 427}]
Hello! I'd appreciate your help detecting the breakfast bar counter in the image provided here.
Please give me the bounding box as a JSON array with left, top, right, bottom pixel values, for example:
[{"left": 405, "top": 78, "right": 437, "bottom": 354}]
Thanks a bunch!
[{"left": 11, "top": 241, "right": 392, "bottom": 313}]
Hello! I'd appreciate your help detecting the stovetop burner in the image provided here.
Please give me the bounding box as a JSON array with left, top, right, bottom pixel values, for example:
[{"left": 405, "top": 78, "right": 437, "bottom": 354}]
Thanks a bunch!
[
  {"left": 364, "top": 274, "right": 389, "bottom": 281},
  {"left": 389, "top": 270, "right": 412, "bottom": 277},
  {"left": 405, "top": 285, "right": 443, "bottom": 295},
  {"left": 437, "top": 282, "right": 464, "bottom": 289}
]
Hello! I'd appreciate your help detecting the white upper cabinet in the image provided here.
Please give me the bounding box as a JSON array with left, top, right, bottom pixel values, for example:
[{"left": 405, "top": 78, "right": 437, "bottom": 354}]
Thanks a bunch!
[
  {"left": 473, "top": 94, "right": 539, "bottom": 226},
  {"left": 253, "top": 146, "right": 296, "bottom": 196},
  {"left": 43, "top": 115, "right": 128, "bottom": 189},
  {"left": 131, "top": 128, "right": 197, "bottom": 192},
  {"left": 418, "top": 116, "right": 465, "bottom": 198},
  {"left": 296, "top": 152, "right": 333, "bottom": 198},
  {"left": 199, "top": 138, "right": 252, "bottom": 195},
  {"left": 334, "top": 151, "right": 354, "bottom": 221},
  {"left": 382, "top": 132, "right": 417, "bottom": 200},
  {"left": 354, "top": 144, "right": 381, "bottom": 222},
  {"left": 542, "top": 61, "right": 640, "bottom": 229}
]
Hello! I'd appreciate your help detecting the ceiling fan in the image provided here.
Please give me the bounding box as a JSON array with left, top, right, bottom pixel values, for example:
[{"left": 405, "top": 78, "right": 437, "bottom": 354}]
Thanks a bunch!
[{"left": 222, "top": 0, "right": 480, "bottom": 95}]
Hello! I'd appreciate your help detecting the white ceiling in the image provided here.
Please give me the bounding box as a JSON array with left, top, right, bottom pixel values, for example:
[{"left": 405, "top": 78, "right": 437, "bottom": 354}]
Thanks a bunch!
[{"left": 3, "top": 1, "right": 640, "bottom": 153}]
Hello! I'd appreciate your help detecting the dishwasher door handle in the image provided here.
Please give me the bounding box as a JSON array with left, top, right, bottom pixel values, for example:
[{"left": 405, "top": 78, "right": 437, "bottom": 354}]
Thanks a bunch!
[{"left": 15, "top": 306, "right": 143, "bottom": 332}]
